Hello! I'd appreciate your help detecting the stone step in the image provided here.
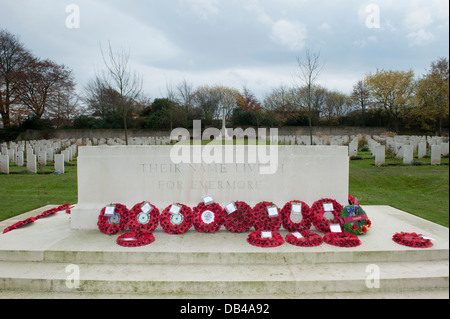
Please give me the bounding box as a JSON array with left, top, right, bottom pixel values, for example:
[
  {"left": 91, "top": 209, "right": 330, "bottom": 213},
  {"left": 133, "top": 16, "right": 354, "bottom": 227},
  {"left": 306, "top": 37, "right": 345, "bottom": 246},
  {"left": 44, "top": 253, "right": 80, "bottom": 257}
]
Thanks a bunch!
[{"left": 0, "top": 260, "right": 448, "bottom": 297}]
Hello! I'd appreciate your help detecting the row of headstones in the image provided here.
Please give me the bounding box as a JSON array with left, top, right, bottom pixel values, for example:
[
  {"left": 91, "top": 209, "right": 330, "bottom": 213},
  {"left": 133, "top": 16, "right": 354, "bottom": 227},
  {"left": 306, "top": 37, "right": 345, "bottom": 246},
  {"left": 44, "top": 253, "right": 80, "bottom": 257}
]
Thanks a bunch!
[
  {"left": 85, "top": 136, "right": 172, "bottom": 146},
  {"left": 0, "top": 140, "right": 78, "bottom": 175},
  {"left": 367, "top": 136, "right": 449, "bottom": 166}
]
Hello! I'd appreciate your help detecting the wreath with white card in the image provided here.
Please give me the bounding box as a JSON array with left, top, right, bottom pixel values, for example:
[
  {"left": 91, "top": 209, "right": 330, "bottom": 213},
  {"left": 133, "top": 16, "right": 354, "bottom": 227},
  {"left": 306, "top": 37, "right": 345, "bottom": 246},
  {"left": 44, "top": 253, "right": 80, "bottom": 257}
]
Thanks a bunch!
[
  {"left": 392, "top": 232, "right": 433, "bottom": 248},
  {"left": 97, "top": 203, "right": 129, "bottom": 235},
  {"left": 247, "top": 230, "right": 285, "bottom": 248},
  {"left": 252, "top": 201, "right": 282, "bottom": 231},
  {"left": 323, "top": 232, "right": 361, "bottom": 248},
  {"left": 160, "top": 203, "right": 193, "bottom": 235},
  {"left": 285, "top": 230, "right": 323, "bottom": 247},
  {"left": 193, "top": 200, "right": 225, "bottom": 233},
  {"left": 223, "top": 201, "right": 254, "bottom": 233},
  {"left": 280, "top": 200, "right": 312, "bottom": 232},
  {"left": 128, "top": 201, "right": 160, "bottom": 234},
  {"left": 309, "top": 198, "right": 343, "bottom": 233}
]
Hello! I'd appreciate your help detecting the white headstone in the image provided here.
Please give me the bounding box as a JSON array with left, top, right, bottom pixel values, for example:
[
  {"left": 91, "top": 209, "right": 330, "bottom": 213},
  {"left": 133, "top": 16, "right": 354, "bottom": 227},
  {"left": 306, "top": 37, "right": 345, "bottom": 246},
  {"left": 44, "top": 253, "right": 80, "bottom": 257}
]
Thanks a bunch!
[
  {"left": 374, "top": 145, "right": 385, "bottom": 167},
  {"left": 403, "top": 145, "right": 413, "bottom": 165},
  {"left": 27, "top": 154, "right": 37, "bottom": 173},
  {"left": 431, "top": 145, "right": 441, "bottom": 165},
  {"left": 16, "top": 151, "right": 24, "bottom": 167},
  {"left": 54, "top": 154, "right": 65, "bottom": 174},
  {"left": 418, "top": 142, "right": 427, "bottom": 159},
  {"left": 0, "top": 155, "right": 9, "bottom": 174},
  {"left": 38, "top": 151, "right": 47, "bottom": 166},
  {"left": 348, "top": 139, "right": 358, "bottom": 157}
]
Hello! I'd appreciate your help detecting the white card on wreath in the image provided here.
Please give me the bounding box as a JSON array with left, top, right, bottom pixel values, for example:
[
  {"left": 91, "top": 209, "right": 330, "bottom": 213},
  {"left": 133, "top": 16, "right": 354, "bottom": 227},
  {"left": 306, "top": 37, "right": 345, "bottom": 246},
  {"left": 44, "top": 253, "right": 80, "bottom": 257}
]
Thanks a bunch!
[
  {"left": 202, "top": 195, "right": 214, "bottom": 205},
  {"left": 292, "top": 232, "right": 303, "bottom": 239},
  {"left": 291, "top": 203, "right": 302, "bottom": 214},
  {"left": 225, "top": 202, "right": 237, "bottom": 214},
  {"left": 330, "top": 224, "right": 342, "bottom": 233},
  {"left": 141, "top": 202, "right": 153, "bottom": 214},
  {"left": 323, "top": 203, "right": 334, "bottom": 212},
  {"left": 104, "top": 206, "right": 115, "bottom": 216},
  {"left": 267, "top": 206, "right": 279, "bottom": 218},
  {"left": 169, "top": 204, "right": 181, "bottom": 215},
  {"left": 261, "top": 231, "right": 273, "bottom": 239}
]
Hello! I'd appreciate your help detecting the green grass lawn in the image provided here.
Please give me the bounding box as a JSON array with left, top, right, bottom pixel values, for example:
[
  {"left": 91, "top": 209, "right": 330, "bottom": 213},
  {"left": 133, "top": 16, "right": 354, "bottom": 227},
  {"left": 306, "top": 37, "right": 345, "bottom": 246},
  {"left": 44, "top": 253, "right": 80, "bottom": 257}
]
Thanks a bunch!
[{"left": 1, "top": 149, "right": 448, "bottom": 227}]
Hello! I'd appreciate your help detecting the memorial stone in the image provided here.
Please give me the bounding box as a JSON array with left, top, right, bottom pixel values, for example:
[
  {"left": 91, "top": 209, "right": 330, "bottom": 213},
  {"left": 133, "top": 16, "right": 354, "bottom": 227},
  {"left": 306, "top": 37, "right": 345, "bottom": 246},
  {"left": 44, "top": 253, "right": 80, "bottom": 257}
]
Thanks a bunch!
[
  {"left": 403, "top": 145, "right": 413, "bottom": 165},
  {"left": 0, "top": 155, "right": 9, "bottom": 174},
  {"left": 27, "top": 154, "right": 37, "bottom": 173},
  {"left": 418, "top": 142, "right": 427, "bottom": 159},
  {"left": 431, "top": 145, "right": 441, "bottom": 165},
  {"left": 54, "top": 154, "right": 65, "bottom": 174},
  {"left": 374, "top": 145, "right": 385, "bottom": 167}
]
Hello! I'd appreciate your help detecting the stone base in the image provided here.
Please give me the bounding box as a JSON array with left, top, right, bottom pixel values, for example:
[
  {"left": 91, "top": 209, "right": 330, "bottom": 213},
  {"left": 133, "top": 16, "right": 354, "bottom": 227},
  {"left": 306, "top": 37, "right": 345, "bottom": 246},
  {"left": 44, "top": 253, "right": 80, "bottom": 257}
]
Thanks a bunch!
[{"left": 0, "top": 205, "right": 448, "bottom": 299}]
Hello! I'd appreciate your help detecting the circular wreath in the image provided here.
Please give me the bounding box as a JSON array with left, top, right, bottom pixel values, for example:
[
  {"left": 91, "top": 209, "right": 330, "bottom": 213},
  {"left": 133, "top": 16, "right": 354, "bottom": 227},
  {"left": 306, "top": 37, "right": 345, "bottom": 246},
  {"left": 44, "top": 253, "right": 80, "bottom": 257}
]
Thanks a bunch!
[
  {"left": 97, "top": 204, "right": 129, "bottom": 235},
  {"left": 223, "top": 201, "right": 254, "bottom": 233},
  {"left": 323, "top": 232, "right": 361, "bottom": 248},
  {"left": 285, "top": 230, "right": 323, "bottom": 247},
  {"left": 247, "top": 230, "right": 285, "bottom": 248},
  {"left": 193, "top": 202, "right": 225, "bottom": 233},
  {"left": 392, "top": 232, "right": 433, "bottom": 248},
  {"left": 128, "top": 201, "right": 160, "bottom": 234},
  {"left": 348, "top": 194, "right": 359, "bottom": 206},
  {"left": 252, "top": 201, "right": 281, "bottom": 231},
  {"left": 339, "top": 205, "right": 371, "bottom": 235},
  {"left": 160, "top": 203, "right": 193, "bottom": 235},
  {"left": 116, "top": 232, "right": 155, "bottom": 247},
  {"left": 2, "top": 217, "right": 36, "bottom": 234},
  {"left": 280, "top": 200, "right": 311, "bottom": 232},
  {"left": 310, "top": 198, "right": 343, "bottom": 233}
]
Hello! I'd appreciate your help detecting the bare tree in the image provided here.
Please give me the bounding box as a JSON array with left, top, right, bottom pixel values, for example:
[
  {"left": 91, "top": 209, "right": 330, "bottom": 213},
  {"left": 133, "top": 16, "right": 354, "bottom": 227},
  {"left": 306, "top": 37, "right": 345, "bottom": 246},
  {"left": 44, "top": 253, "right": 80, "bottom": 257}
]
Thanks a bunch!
[
  {"left": 351, "top": 79, "right": 371, "bottom": 127},
  {"left": 99, "top": 42, "right": 143, "bottom": 144},
  {"left": 0, "top": 29, "right": 32, "bottom": 127},
  {"left": 295, "top": 50, "right": 323, "bottom": 144}
]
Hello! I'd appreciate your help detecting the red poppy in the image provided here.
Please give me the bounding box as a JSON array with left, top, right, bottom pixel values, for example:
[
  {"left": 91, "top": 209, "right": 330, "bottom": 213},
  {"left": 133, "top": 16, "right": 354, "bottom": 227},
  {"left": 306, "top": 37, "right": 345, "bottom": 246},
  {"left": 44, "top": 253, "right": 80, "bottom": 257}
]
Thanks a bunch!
[{"left": 280, "top": 200, "right": 312, "bottom": 233}]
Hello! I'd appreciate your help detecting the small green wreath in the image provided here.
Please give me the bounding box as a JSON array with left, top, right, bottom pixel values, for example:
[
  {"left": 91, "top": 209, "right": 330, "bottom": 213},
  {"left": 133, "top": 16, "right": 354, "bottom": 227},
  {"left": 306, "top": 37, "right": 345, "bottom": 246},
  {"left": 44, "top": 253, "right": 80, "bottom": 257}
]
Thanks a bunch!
[{"left": 339, "top": 205, "right": 371, "bottom": 235}]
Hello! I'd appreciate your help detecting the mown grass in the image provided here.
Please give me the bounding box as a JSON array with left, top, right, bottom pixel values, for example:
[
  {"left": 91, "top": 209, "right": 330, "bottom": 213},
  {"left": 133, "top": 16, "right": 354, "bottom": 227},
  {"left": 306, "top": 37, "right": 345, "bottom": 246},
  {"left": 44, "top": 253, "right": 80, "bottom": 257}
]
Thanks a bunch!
[{"left": 1, "top": 148, "right": 448, "bottom": 227}]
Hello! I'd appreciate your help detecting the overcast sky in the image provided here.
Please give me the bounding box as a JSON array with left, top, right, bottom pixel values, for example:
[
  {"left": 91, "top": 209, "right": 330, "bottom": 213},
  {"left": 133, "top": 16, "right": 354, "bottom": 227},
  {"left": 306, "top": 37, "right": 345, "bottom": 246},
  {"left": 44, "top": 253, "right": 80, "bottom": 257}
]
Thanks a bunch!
[{"left": 1, "top": 0, "right": 449, "bottom": 101}]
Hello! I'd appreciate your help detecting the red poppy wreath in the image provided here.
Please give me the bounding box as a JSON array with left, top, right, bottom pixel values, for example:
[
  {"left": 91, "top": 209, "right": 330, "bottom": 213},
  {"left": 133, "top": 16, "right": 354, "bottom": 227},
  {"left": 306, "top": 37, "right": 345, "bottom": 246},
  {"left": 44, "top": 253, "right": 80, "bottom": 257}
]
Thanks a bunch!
[
  {"left": 97, "top": 204, "right": 129, "bottom": 235},
  {"left": 128, "top": 201, "right": 160, "bottom": 234},
  {"left": 323, "top": 232, "right": 361, "bottom": 248},
  {"left": 193, "top": 202, "right": 225, "bottom": 233},
  {"left": 223, "top": 201, "right": 254, "bottom": 233},
  {"left": 252, "top": 201, "right": 282, "bottom": 231},
  {"left": 280, "top": 200, "right": 312, "bottom": 232},
  {"left": 392, "top": 232, "right": 433, "bottom": 248},
  {"left": 116, "top": 232, "right": 155, "bottom": 247},
  {"left": 35, "top": 203, "right": 72, "bottom": 220},
  {"left": 2, "top": 217, "right": 36, "bottom": 234},
  {"left": 160, "top": 203, "right": 193, "bottom": 235},
  {"left": 247, "top": 230, "right": 285, "bottom": 248},
  {"left": 348, "top": 194, "right": 359, "bottom": 206},
  {"left": 285, "top": 230, "right": 323, "bottom": 247},
  {"left": 310, "top": 198, "right": 343, "bottom": 233}
]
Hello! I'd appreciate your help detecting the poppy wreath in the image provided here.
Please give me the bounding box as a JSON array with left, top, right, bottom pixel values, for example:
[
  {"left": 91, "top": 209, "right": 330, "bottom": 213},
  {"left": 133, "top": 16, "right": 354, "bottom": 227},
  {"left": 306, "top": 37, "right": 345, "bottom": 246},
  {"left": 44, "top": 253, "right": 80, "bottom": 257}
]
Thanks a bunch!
[
  {"left": 116, "top": 232, "right": 155, "bottom": 247},
  {"left": 128, "top": 201, "right": 160, "bottom": 234},
  {"left": 392, "top": 232, "right": 433, "bottom": 248},
  {"left": 160, "top": 203, "right": 193, "bottom": 235},
  {"left": 247, "top": 230, "right": 285, "bottom": 248},
  {"left": 223, "top": 201, "right": 254, "bottom": 233},
  {"left": 280, "top": 200, "right": 312, "bottom": 232},
  {"left": 35, "top": 203, "right": 72, "bottom": 220},
  {"left": 193, "top": 202, "right": 225, "bottom": 233},
  {"left": 2, "top": 217, "right": 36, "bottom": 234},
  {"left": 339, "top": 205, "right": 371, "bottom": 235},
  {"left": 252, "top": 201, "right": 282, "bottom": 231},
  {"left": 285, "top": 230, "right": 323, "bottom": 247},
  {"left": 323, "top": 232, "right": 361, "bottom": 248},
  {"left": 97, "top": 204, "right": 129, "bottom": 235},
  {"left": 348, "top": 194, "right": 359, "bottom": 206},
  {"left": 310, "top": 198, "right": 343, "bottom": 233}
]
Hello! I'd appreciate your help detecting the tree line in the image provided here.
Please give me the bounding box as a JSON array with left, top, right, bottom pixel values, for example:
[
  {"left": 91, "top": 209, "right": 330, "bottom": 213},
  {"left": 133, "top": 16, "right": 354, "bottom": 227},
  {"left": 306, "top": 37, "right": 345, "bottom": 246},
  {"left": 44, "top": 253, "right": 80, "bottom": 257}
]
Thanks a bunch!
[{"left": 1, "top": 28, "right": 449, "bottom": 143}]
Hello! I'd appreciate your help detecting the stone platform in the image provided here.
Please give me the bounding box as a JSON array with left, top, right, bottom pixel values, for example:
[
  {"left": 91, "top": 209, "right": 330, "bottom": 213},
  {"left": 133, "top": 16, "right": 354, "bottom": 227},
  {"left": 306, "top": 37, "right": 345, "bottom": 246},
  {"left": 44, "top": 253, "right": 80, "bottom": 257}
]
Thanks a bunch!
[{"left": 0, "top": 205, "right": 448, "bottom": 299}]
